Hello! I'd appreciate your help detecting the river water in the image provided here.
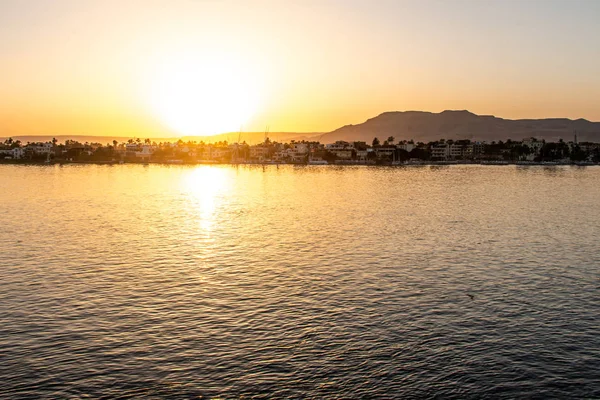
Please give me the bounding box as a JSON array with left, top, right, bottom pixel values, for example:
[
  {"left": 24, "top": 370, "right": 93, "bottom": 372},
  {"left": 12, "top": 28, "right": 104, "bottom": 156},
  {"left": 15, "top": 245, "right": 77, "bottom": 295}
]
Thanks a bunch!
[{"left": 1, "top": 164, "right": 599, "bottom": 398}]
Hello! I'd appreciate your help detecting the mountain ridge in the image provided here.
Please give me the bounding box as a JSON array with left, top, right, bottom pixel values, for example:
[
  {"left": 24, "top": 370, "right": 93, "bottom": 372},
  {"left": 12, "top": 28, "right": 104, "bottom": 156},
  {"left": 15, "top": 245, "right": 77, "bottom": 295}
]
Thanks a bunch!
[
  {"left": 3, "top": 110, "right": 599, "bottom": 145},
  {"left": 319, "top": 110, "right": 600, "bottom": 143}
]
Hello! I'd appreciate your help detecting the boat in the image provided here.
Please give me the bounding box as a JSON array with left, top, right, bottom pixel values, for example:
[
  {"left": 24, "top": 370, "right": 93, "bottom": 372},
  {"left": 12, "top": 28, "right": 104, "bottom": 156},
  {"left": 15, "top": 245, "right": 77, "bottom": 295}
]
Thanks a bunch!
[
  {"left": 481, "top": 160, "right": 509, "bottom": 165},
  {"left": 574, "top": 161, "right": 595, "bottom": 166}
]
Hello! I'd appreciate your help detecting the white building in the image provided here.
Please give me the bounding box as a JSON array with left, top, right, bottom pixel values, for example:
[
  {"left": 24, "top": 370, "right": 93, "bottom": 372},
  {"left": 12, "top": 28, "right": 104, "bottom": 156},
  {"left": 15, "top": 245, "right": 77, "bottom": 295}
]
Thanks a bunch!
[
  {"left": 449, "top": 144, "right": 463, "bottom": 158},
  {"left": 250, "top": 145, "right": 269, "bottom": 160},
  {"left": 27, "top": 142, "right": 53, "bottom": 154},
  {"left": 13, "top": 148, "right": 25, "bottom": 159},
  {"left": 522, "top": 138, "right": 544, "bottom": 154},
  {"left": 430, "top": 143, "right": 468, "bottom": 160},
  {"left": 136, "top": 145, "right": 155, "bottom": 159},
  {"left": 0, "top": 147, "right": 26, "bottom": 159},
  {"left": 356, "top": 149, "right": 369, "bottom": 161},
  {"left": 374, "top": 146, "right": 395, "bottom": 159},
  {"left": 125, "top": 143, "right": 141, "bottom": 152},
  {"left": 397, "top": 143, "right": 415, "bottom": 153},
  {"left": 325, "top": 141, "right": 354, "bottom": 159},
  {"left": 290, "top": 143, "right": 308, "bottom": 154},
  {"left": 326, "top": 141, "right": 351, "bottom": 151},
  {"left": 431, "top": 145, "right": 449, "bottom": 160}
]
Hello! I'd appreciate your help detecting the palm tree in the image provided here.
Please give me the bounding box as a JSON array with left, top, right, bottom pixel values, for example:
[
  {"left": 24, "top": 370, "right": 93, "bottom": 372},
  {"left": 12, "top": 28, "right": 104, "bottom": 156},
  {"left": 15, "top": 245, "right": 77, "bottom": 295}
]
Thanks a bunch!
[{"left": 387, "top": 136, "right": 395, "bottom": 144}]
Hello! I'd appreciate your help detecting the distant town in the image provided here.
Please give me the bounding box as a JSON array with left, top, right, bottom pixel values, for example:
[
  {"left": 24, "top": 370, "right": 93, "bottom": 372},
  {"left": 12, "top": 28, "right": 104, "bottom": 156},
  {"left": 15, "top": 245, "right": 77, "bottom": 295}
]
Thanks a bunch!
[{"left": 1, "top": 135, "right": 599, "bottom": 165}]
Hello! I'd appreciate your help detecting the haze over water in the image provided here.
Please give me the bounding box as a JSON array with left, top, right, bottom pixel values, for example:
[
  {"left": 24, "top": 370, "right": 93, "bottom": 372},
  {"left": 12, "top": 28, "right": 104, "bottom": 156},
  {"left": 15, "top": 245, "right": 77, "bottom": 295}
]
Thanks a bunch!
[{"left": 1, "top": 164, "right": 599, "bottom": 398}]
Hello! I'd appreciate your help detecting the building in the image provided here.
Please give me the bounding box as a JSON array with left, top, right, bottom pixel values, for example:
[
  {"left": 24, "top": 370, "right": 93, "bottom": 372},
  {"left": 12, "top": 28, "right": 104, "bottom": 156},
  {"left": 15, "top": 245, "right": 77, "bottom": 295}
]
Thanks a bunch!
[
  {"left": 431, "top": 144, "right": 449, "bottom": 160},
  {"left": 471, "top": 142, "right": 485, "bottom": 158},
  {"left": 356, "top": 149, "right": 369, "bottom": 161},
  {"left": 250, "top": 145, "right": 270, "bottom": 160},
  {"left": 397, "top": 143, "right": 415, "bottom": 153},
  {"left": 326, "top": 141, "right": 354, "bottom": 159},
  {"left": 290, "top": 143, "right": 308, "bottom": 155},
  {"left": 374, "top": 146, "right": 395, "bottom": 160},
  {"left": 522, "top": 138, "right": 544, "bottom": 155},
  {"left": 26, "top": 142, "right": 53, "bottom": 155},
  {"left": 125, "top": 143, "right": 141, "bottom": 152},
  {"left": 326, "top": 141, "right": 351, "bottom": 151},
  {"left": 430, "top": 143, "right": 474, "bottom": 160},
  {"left": 136, "top": 145, "right": 155, "bottom": 160},
  {"left": 0, "top": 147, "right": 25, "bottom": 159}
]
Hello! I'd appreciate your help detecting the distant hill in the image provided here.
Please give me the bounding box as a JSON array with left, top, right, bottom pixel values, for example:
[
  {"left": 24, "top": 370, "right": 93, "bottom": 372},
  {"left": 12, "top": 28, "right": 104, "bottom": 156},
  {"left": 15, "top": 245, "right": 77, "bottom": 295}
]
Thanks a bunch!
[
  {"left": 3, "top": 111, "right": 599, "bottom": 146},
  {"left": 0, "top": 132, "right": 318, "bottom": 146},
  {"left": 318, "top": 110, "right": 600, "bottom": 143},
  {"left": 181, "top": 132, "right": 318, "bottom": 145}
]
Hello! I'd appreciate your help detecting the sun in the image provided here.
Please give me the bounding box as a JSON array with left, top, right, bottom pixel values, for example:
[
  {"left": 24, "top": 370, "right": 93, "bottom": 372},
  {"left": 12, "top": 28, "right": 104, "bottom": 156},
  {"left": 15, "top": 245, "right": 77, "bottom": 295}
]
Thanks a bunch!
[{"left": 148, "top": 52, "right": 262, "bottom": 136}]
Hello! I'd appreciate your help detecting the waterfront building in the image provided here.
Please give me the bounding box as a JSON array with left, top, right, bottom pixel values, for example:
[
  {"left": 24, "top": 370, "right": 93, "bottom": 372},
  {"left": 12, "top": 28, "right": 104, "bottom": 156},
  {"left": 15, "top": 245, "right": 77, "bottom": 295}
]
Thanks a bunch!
[
  {"left": 431, "top": 144, "right": 449, "bottom": 160},
  {"left": 326, "top": 141, "right": 355, "bottom": 159},
  {"left": 326, "top": 141, "right": 351, "bottom": 151},
  {"left": 397, "top": 142, "right": 415, "bottom": 152},
  {"left": 0, "top": 147, "right": 25, "bottom": 159},
  {"left": 356, "top": 149, "right": 369, "bottom": 161},
  {"left": 26, "top": 142, "right": 53, "bottom": 155},
  {"left": 125, "top": 143, "right": 141, "bottom": 152},
  {"left": 250, "top": 145, "right": 270, "bottom": 161},
  {"left": 522, "top": 138, "right": 544, "bottom": 155},
  {"left": 137, "top": 145, "right": 155, "bottom": 160},
  {"left": 290, "top": 143, "right": 309, "bottom": 155},
  {"left": 374, "top": 146, "right": 395, "bottom": 159}
]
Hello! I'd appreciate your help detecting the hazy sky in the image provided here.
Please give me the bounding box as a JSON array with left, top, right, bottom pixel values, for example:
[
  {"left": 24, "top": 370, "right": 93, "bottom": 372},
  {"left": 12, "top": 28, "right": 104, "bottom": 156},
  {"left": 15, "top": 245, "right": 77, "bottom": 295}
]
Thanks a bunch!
[{"left": 1, "top": 0, "right": 599, "bottom": 137}]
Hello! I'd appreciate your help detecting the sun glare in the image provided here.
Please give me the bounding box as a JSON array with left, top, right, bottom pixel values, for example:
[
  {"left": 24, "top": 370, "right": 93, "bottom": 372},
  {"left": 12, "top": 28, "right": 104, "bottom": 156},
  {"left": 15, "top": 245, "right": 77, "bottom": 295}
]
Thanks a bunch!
[
  {"left": 183, "top": 166, "right": 230, "bottom": 232},
  {"left": 149, "top": 52, "right": 262, "bottom": 136}
]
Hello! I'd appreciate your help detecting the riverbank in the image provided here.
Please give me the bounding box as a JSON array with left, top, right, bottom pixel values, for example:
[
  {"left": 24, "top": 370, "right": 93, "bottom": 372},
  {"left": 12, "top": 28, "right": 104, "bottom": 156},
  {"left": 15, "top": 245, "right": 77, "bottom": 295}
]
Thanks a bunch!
[{"left": 1, "top": 159, "right": 598, "bottom": 167}]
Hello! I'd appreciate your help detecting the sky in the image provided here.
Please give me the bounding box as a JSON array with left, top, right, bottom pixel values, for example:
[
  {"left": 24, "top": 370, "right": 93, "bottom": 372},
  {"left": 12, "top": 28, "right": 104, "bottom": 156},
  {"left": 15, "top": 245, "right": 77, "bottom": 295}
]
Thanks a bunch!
[{"left": 1, "top": 0, "right": 599, "bottom": 137}]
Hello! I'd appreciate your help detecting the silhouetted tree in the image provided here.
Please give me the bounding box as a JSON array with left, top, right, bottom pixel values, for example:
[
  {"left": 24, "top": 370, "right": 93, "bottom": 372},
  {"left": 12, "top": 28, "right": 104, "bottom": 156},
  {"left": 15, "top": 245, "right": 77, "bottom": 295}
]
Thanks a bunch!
[
  {"left": 395, "top": 148, "right": 410, "bottom": 162},
  {"left": 570, "top": 145, "right": 587, "bottom": 162},
  {"left": 409, "top": 147, "right": 430, "bottom": 160}
]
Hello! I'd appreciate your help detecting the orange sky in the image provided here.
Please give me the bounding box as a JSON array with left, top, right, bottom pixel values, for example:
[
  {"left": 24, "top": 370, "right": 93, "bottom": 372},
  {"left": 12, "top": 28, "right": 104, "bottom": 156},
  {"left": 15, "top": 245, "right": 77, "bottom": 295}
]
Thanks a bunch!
[{"left": 1, "top": 0, "right": 599, "bottom": 137}]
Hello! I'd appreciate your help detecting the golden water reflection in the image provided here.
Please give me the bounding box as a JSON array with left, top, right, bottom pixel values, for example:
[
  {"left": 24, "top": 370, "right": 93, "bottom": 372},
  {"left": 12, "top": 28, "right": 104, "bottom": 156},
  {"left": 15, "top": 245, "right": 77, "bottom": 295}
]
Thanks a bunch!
[
  {"left": 1, "top": 164, "right": 600, "bottom": 398},
  {"left": 181, "top": 166, "right": 231, "bottom": 233}
]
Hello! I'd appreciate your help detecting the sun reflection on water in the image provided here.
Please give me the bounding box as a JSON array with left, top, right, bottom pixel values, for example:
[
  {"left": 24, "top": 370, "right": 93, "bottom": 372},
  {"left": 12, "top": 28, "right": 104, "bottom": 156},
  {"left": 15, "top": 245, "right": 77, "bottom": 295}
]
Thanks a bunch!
[{"left": 181, "top": 166, "right": 230, "bottom": 233}]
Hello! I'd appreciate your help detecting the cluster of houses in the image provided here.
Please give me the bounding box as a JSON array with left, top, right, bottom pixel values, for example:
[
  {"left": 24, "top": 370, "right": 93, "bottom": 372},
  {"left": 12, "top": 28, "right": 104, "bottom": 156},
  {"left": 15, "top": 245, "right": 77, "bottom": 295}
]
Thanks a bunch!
[
  {"left": 1, "top": 136, "right": 599, "bottom": 164},
  {"left": 0, "top": 141, "right": 52, "bottom": 160}
]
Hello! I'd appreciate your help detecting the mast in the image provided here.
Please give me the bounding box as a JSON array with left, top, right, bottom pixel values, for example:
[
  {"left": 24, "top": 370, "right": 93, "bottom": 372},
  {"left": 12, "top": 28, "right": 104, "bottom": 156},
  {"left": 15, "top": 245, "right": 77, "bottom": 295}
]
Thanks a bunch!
[{"left": 234, "top": 126, "right": 242, "bottom": 163}]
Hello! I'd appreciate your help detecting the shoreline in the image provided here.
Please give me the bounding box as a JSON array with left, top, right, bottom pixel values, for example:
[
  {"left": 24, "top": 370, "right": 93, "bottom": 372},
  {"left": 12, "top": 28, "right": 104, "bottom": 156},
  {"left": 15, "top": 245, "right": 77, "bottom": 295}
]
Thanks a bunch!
[{"left": 1, "top": 160, "right": 597, "bottom": 167}]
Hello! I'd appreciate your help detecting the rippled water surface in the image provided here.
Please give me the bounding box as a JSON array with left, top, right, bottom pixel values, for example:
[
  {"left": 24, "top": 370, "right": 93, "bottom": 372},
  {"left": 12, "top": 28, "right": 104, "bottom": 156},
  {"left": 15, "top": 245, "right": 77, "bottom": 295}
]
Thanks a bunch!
[{"left": 1, "top": 164, "right": 599, "bottom": 398}]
